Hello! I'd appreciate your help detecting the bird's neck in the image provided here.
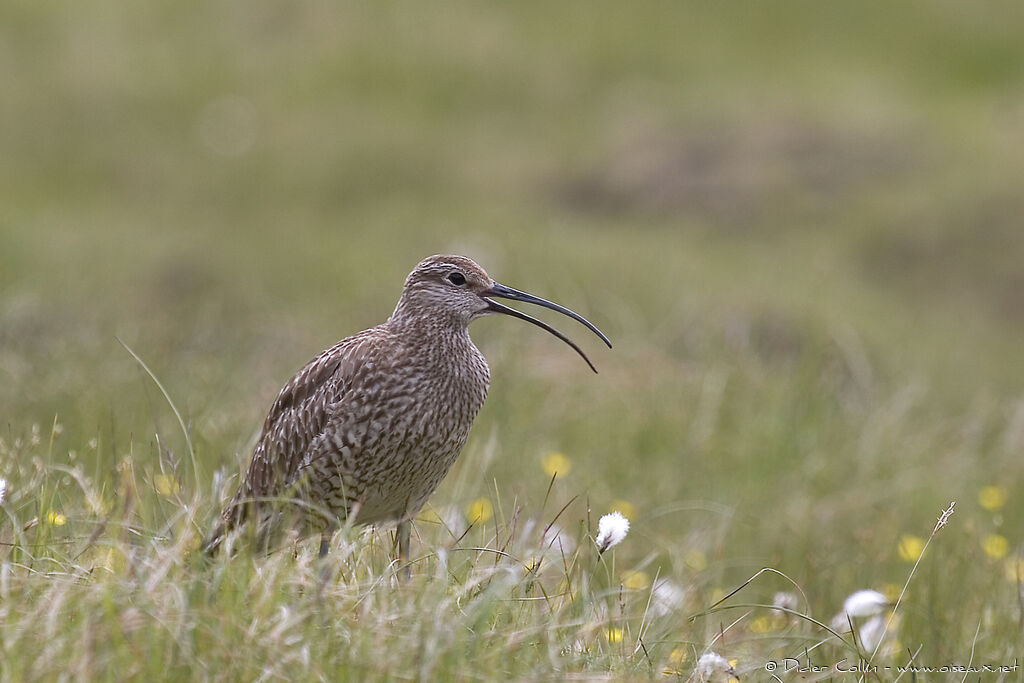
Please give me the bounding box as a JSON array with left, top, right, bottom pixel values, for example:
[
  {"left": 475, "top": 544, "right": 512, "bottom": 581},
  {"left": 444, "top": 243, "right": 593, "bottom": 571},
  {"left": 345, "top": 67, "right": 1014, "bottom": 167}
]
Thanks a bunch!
[
  {"left": 385, "top": 303, "right": 491, "bottom": 401},
  {"left": 385, "top": 306, "right": 476, "bottom": 357}
]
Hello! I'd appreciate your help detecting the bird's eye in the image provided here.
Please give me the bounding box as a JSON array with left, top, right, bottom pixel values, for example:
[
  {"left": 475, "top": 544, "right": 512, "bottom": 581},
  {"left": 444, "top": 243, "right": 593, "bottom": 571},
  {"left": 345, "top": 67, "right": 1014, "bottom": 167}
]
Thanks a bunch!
[{"left": 447, "top": 272, "right": 467, "bottom": 286}]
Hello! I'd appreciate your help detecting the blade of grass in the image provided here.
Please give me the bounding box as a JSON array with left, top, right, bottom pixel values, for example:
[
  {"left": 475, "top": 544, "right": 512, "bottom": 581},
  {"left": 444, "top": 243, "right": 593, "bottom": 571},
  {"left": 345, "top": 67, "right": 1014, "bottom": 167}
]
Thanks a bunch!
[{"left": 116, "top": 337, "right": 200, "bottom": 491}]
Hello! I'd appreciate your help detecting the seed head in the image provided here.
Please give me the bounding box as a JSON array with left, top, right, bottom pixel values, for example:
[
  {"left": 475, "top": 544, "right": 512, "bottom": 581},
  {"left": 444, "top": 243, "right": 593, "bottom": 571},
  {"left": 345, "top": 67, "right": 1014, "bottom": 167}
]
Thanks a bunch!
[
  {"left": 843, "top": 589, "right": 889, "bottom": 618},
  {"left": 858, "top": 614, "right": 887, "bottom": 652},
  {"left": 595, "top": 511, "right": 629, "bottom": 553},
  {"left": 696, "top": 651, "right": 737, "bottom": 681},
  {"left": 772, "top": 591, "right": 798, "bottom": 612}
]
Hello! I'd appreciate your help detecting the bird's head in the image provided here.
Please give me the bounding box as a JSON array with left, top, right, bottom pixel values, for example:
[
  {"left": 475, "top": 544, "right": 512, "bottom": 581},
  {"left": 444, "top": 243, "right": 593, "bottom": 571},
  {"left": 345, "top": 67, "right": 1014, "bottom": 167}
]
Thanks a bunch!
[{"left": 392, "top": 254, "right": 611, "bottom": 372}]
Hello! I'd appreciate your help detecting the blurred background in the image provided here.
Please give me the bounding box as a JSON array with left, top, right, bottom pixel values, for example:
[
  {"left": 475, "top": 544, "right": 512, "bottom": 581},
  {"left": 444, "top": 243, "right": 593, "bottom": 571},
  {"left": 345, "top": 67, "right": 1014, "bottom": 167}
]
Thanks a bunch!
[{"left": 1, "top": 0, "right": 1023, "bottom": 653}]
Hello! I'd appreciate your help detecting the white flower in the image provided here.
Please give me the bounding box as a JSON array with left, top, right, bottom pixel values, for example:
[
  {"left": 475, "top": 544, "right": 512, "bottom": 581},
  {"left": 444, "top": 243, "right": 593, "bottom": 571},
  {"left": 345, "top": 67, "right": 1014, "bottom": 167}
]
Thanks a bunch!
[
  {"left": 696, "top": 651, "right": 737, "bottom": 681},
  {"left": 595, "top": 511, "right": 629, "bottom": 553},
  {"left": 0, "top": 478, "right": 6, "bottom": 505},
  {"left": 858, "top": 614, "right": 887, "bottom": 652},
  {"left": 831, "top": 589, "right": 893, "bottom": 634},
  {"left": 830, "top": 610, "right": 852, "bottom": 631},
  {"left": 650, "top": 578, "right": 686, "bottom": 616},
  {"left": 843, "top": 589, "right": 889, "bottom": 618},
  {"left": 772, "top": 591, "right": 798, "bottom": 612}
]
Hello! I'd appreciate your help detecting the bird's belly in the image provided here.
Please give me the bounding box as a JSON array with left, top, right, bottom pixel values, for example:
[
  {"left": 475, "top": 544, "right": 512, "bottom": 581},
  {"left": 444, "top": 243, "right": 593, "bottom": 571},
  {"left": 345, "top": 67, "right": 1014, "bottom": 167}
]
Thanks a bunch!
[
  {"left": 348, "top": 438, "right": 466, "bottom": 525},
  {"left": 306, "top": 387, "right": 484, "bottom": 526}
]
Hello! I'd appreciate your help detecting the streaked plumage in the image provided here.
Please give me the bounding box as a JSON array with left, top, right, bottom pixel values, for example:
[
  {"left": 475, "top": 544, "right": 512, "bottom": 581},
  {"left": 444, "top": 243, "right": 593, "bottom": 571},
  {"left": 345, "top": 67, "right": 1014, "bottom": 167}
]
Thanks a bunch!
[{"left": 203, "top": 254, "right": 609, "bottom": 562}]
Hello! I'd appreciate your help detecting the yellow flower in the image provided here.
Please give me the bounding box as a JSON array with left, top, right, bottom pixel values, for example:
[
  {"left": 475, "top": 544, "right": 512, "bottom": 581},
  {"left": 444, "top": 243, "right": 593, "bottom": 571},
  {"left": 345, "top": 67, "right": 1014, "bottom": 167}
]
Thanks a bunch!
[
  {"left": 610, "top": 499, "right": 636, "bottom": 519},
  {"left": 621, "top": 570, "right": 650, "bottom": 590},
  {"left": 663, "top": 647, "right": 688, "bottom": 674},
  {"left": 45, "top": 510, "right": 66, "bottom": 526},
  {"left": 466, "top": 498, "right": 493, "bottom": 523},
  {"left": 541, "top": 452, "right": 571, "bottom": 478},
  {"left": 978, "top": 485, "right": 1006, "bottom": 511},
  {"left": 897, "top": 534, "right": 925, "bottom": 562},
  {"left": 1004, "top": 556, "right": 1024, "bottom": 582},
  {"left": 154, "top": 473, "right": 180, "bottom": 497},
  {"left": 982, "top": 534, "right": 1008, "bottom": 560},
  {"left": 882, "top": 583, "right": 902, "bottom": 602},
  {"left": 606, "top": 627, "right": 624, "bottom": 644},
  {"left": 684, "top": 549, "right": 707, "bottom": 571}
]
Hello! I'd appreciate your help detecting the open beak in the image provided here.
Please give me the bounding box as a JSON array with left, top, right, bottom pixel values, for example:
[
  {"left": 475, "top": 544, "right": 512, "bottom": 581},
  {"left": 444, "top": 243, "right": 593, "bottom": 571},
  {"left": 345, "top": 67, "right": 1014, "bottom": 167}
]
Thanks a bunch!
[{"left": 481, "top": 282, "right": 612, "bottom": 373}]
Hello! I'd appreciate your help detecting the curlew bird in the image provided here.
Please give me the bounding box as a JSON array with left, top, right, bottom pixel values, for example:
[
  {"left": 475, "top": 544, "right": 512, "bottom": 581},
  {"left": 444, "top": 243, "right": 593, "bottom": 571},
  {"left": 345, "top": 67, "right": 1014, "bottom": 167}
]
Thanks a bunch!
[{"left": 203, "top": 254, "right": 610, "bottom": 566}]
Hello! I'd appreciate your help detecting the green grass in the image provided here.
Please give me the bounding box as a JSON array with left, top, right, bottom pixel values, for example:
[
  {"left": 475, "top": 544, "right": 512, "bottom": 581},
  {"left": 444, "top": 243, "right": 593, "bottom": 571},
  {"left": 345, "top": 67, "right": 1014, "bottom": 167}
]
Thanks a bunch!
[{"left": 2, "top": 1, "right": 1023, "bottom": 679}]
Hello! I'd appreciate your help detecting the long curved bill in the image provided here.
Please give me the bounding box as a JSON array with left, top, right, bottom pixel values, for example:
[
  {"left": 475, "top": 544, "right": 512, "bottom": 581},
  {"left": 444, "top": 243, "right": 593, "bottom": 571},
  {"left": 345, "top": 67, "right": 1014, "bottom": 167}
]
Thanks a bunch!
[{"left": 482, "top": 282, "right": 612, "bottom": 373}]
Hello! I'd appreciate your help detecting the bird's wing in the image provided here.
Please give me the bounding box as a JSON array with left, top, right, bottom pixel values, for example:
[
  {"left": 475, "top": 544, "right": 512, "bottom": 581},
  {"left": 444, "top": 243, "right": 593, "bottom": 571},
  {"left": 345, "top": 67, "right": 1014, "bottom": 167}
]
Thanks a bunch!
[{"left": 236, "top": 327, "right": 388, "bottom": 503}]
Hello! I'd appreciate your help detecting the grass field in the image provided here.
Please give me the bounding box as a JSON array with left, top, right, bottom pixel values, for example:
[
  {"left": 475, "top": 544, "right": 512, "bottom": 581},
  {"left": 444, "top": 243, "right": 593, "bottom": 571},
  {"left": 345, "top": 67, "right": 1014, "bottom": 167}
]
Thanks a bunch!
[{"left": 1, "top": 1, "right": 1023, "bottom": 680}]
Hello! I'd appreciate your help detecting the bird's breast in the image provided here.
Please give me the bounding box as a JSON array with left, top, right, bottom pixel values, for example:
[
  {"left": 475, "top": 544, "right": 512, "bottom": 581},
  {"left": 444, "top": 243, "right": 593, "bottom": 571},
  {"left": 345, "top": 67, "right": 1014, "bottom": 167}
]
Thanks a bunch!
[
  {"left": 404, "top": 342, "right": 489, "bottom": 434},
  {"left": 321, "top": 339, "right": 489, "bottom": 523}
]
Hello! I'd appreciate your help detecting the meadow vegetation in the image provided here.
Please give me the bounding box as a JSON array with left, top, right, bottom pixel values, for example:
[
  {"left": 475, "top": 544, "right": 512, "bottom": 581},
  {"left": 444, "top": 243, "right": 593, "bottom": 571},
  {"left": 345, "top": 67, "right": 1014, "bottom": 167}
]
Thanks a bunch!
[{"left": 1, "top": 1, "right": 1022, "bottom": 679}]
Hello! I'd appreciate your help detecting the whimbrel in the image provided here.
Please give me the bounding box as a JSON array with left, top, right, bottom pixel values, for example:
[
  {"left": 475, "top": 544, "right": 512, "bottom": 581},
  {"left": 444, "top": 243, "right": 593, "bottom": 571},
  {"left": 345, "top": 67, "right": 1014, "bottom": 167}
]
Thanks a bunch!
[{"left": 203, "top": 255, "right": 610, "bottom": 565}]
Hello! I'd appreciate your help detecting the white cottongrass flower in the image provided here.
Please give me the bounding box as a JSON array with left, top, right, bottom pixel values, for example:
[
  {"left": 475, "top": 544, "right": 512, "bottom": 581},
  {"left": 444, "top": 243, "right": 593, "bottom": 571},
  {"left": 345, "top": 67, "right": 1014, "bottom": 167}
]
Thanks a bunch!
[
  {"left": 831, "top": 589, "right": 893, "bottom": 634},
  {"left": 830, "top": 611, "right": 849, "bottom": 631},
  {"left": 772, "top": 591, "right": 798, "bottom": 612},
  {"left": 696, "top": 651, "right": 737, "bottom": 681},
  {"left": 0, "top": 478, "right": 6, "bottom": 505},
  {"left": 858, "top": 614, "right": 887, "bottom": 652},
  {"left": 842, "top": 589, "right": 889, "bottom": 618},
  {"left": 830, "top": 589, "right": 898, "bottom": 654},
  {"left": 595, "top": 511, "right": 629, "bottom": 553},
  {"left": 650, "top": 578, "right": 686, "bottom": 616}
]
